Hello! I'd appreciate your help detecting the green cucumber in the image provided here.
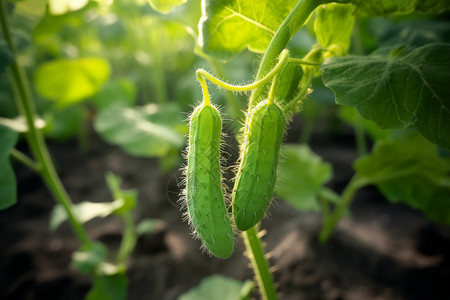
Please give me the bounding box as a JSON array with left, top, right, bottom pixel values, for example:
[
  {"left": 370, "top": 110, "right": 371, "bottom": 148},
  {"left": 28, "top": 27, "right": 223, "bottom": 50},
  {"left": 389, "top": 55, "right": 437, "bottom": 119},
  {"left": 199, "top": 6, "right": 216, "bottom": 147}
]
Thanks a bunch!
[
  {"left": 232, "top": 100, "right": 286, "bottom": 231},
  {"left": 185, "top": 103, "right": 234, "bottom": 258}
]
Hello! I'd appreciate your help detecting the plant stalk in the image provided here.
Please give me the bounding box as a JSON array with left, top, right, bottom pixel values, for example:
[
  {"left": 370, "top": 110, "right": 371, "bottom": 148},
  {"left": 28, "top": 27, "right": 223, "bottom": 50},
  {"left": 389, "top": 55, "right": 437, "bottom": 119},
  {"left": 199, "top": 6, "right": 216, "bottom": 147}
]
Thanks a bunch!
[
  {"left": 249, "top": 0, "right": 325, "bottom": 108},
  {"left": 242, "top": 227, "right": 278, "bottom": 300},
  {"left": 208, "top": 58, "right": 243, "bottom": 120},
  {"left": 0, "top": 1, "right": 90, "bottom": 245},
  {"left": 319, "top": 175, "right": 367, "bottom": 243},
  {"left": 10, "top": 149, "right": 41, "bottom": 173},
  {"left": 116, "top": 212, "right": 136, "bottom": 265}
]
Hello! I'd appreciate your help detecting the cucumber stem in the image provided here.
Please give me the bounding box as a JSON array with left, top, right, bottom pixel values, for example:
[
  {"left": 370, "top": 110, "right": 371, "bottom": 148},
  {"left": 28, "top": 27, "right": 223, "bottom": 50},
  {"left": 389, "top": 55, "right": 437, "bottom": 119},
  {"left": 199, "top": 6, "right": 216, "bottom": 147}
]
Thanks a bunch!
[
  {"left": 0, "top": 2, "right": 90, "bottom": 246},
  {"left": 242, "top": 227, "right": 278, "bottom": 300},
  {"left": 249, "top": 0, "right": 326, "bottom": 108}
]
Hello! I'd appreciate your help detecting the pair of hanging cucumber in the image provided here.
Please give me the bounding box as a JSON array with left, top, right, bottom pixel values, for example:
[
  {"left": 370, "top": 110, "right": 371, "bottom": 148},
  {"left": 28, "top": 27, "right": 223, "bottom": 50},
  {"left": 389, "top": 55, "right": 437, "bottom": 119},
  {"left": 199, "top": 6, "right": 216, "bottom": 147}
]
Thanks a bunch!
[{"left": 184, "top": 99, "right": 285, "bottom": 259}]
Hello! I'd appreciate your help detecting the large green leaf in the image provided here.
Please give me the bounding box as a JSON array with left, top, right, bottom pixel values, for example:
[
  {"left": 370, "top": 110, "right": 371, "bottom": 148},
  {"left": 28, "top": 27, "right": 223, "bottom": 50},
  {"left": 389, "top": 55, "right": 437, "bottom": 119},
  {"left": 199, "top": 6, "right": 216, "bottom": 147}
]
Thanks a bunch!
[
  {"left": 275, "top": 144, "right": 333, "bottom": 211},
  {"left": 34, "top": 57, "right": 110, "bottom": 106},
  {"left": 147, "top": 0, "right": 187, "bottom": 14},
  {"left": 94, "top": 103, "right": 186, "bottom": 157},
  {"left": 0, "top": 125, "right": 18, "bottom": 210},
  {"left": 199, "top": 0, "right": 297, "bottom": 60},
  {"left": 178, "top": 275, "right": 253, "bottom": 300},
  {"left": 322, "top": 43, "right": 450, "bottom": 150},
  {"left": 350, "top": 0, "right": 449, "bottom": 15},
  {"left": 371, "top": 19, "right": 450, "bottom": 48},
  {"left": 354, "top": 131, "right": 450, "bottom": 224}
]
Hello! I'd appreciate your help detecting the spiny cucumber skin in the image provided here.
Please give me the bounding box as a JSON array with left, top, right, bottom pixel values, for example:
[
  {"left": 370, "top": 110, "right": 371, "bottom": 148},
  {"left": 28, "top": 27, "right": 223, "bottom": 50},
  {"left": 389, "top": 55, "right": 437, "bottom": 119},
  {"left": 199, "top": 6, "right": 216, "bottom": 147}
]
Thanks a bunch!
[
  {"left": 232, "top": 100, "right": 285, "bottom": 231},
  {"left": 186, "top": 104, "right": 234, "bottom": 259}
]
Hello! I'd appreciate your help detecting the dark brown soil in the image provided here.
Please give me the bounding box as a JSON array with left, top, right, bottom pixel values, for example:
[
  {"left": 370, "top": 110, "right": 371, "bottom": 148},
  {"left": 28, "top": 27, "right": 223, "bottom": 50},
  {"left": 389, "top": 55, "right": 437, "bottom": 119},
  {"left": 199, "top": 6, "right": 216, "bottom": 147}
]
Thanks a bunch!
[{"left": 1, "top": 127, "right": 449, "bottom": 300}]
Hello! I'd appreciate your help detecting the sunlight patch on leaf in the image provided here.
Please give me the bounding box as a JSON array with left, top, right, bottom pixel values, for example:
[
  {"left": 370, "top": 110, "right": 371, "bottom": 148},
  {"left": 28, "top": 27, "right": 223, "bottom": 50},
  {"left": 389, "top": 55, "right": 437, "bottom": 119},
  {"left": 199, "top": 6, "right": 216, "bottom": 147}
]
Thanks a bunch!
[
  {"left": 0, "top": 116, "right": 46, "bottom": 133},
  {"left": 34, "top": 57, "right": 110, "bottom": 106},
  {"left": 147, "top": 0, "right": 187, "bottom": 14},
  {"left": 49, "top": 0, "right": 89, "bottom": 15},
  {"left": 199, "top": 0, "right": 297, "bottom": 60},
  {"left": 49, "top": 200, "right": 124, "bottom": 231}
]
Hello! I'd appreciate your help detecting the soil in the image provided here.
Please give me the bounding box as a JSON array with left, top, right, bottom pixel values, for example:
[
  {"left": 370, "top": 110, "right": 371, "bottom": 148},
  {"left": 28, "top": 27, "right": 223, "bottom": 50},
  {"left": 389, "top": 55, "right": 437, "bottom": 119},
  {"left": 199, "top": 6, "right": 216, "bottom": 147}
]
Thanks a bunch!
[{"left": 1, "top": 120, "right": 449, "bottom": 300}]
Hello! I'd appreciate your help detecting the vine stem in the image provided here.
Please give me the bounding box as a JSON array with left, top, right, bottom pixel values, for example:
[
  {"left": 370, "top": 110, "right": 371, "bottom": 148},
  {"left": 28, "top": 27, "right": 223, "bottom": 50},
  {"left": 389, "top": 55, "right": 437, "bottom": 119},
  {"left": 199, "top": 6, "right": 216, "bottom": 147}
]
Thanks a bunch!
[
  {"left": 0, "top": 2, "right": 90, "bottom": 245},
  {"left": 319, "top": 175, "right": 368, "bottom": 243},
  {"left": 249, "top": 0, "right": 329, "bottom": 108},
  {"left": 196, "top": 50, "right": 289, "bottom": 106},
  {"left": 116, "top": 212, "right": 136, "bottom": 265},
  {"left": 242, "top": 227, "right": 278, "bottom": 300},
  {"left": 207, "top": 58, "right": 243, "bottom": 120}
]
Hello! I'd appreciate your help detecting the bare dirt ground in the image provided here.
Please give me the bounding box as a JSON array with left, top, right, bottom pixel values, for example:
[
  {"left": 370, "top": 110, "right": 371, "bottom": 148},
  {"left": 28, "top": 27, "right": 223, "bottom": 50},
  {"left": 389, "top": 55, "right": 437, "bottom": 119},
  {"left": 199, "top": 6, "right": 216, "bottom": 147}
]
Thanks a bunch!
[{"left": 1, "top": 125, "right": 449, "bottom": 300}]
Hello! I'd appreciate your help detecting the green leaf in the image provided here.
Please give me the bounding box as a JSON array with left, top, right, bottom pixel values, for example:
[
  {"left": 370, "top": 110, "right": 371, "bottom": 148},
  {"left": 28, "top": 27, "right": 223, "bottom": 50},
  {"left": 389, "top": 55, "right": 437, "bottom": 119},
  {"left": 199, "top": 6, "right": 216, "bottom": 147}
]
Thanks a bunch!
[
  {"left": 199, "top": 0, "right": 297, "bottom": 60},
  {"left": 371, "top": 19, "right": 450, "bottom": 48},
  {"left": 354, "top": 131, "right": 450, "bottom": 224},
  {"left": 314, "top": 3, "right": 354, "bottom": 56},
  {"left": 147, "top": 0, "right": 187, "bottom": 14},
  {"left": 49, "top": 200, "right": 124, "bottom": 231},
  {"left": 105, "top": 172, "right": 137, "bottom": 216},
  {"left": 178, "top": 275, "right": 254, "bottom": 300},
  {"left": 85, "top": 266, "right": 128, "bottom": 300},
  {"left": 94, "top": 103, "right": 186, "bottom": 158},
  {"left": 91, "top": 78, "right": 136, "bottom": 110},
  {"left": 71, "top": 242, "right": 108, "bottom": 275},
  {"left": 322, "top": 43, "right": 450, "bottom": 151},
  {"left": 34, "top": 57, "right": 110, "bottom": 106},
  {"left": 0, "top": 125, "right": 18, "bottom": 210},
  {"left": 275, "top": 144, "right": 333, "bottom": 212},
  {"left": 414, "top": 0, "right": 450, "bottom": 13},
  {"left": 350, "top": 0, "right": 449, "bottom": 16}
]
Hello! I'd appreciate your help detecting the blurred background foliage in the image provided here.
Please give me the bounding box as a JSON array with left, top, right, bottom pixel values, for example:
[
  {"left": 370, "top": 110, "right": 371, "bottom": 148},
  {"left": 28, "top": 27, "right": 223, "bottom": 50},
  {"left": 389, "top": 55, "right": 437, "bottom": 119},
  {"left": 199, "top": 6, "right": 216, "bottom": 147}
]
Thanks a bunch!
[{"left": 1, "top": 0, "right": 449, "bottom": 171}]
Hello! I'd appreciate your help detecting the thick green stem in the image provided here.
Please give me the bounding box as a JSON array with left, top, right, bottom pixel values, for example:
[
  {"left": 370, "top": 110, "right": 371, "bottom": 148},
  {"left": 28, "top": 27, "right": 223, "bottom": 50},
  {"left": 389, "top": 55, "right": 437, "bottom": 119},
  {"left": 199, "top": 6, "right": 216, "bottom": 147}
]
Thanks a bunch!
[
  {"left": 0, "top": 2, "right": 90, "bottom": 245},
  {"left": 249, "top": 0, "right": 325, "bottom": 108},
  {"left": 242, "top": 227, "right": 277, "bottom": 300}
]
